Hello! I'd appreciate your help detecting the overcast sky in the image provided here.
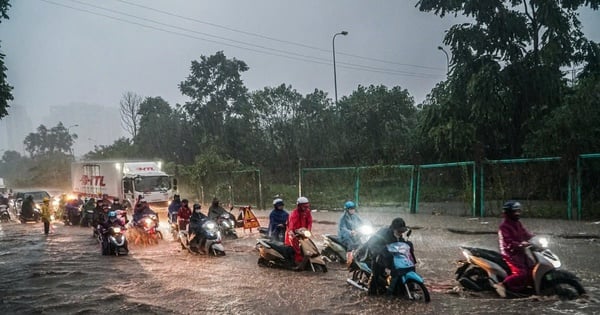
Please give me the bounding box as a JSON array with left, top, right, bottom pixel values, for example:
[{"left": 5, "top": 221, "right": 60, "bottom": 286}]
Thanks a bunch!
[{"left": 1, "top": 0, "right": 599, "bottom": 145}]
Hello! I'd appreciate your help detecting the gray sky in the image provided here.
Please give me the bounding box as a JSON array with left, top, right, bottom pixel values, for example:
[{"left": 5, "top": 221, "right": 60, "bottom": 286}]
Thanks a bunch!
[{"left": 1, "top": 0, "right": 599, "bottom": 153}]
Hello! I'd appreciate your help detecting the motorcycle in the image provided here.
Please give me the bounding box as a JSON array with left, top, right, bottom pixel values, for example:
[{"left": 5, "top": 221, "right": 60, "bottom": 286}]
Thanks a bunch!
[
  {"left": 256, "top": 228, "right": 327, "bottom": 272},
  {"left": 347, "top": 229, "right": 430, "bottom": 302},
  {"left": 322, "top": 224, "right": 374, "bottom": 263},
  {"left": 216, "top": 212, "right": 238, "bottom": 239},
  {"left": 19, "top": 203, "right": 41, "bottom": 223},
  {"left": 179, "top": 218, "right": 226, "bottom": 256},
  {"left": 139, "top": 214, "right": 163, "bottom": 240},
  {"left": 455, "top": 236, "right": 586, "bottom": 299},
  {"left": 100, "top": 225, "right": 129, "bottom": 256},
  {"left": 0, "top": 204, "right": 10, "bottom": 222},
  {"left": 65, "top": 204, "right": 81, "bottom": 226}
]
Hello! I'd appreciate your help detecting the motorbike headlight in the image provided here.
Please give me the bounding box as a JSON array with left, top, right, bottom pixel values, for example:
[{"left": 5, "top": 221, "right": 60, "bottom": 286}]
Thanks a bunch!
[
  {"left": 206, "top": 222, "right": 216, "bottom": 230},
  {"left": 538, "top": 237, "right": 549, "bottom": 248},
  {"left": 112, "top": 227, "right": 121, "bottom": 233},
  {"left": 303, "top": 230, "right": 312, "bottom": 238},
  {"left": 144, "top": 218, "right": 152, "bottom": 225},
  {"left": 52, "top": 200, "right": 59, "bottom": 207},
  {"left": 358, "top": 225, "right": 374, "bottom": 236}
]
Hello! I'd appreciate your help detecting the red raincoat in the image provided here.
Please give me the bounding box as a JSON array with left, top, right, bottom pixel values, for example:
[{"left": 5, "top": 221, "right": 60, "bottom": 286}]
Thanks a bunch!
[
  {"left": 498, "top": 216, "right": 534, "bottom": 292},
  {"left": 177, "top": 205, "right": 192, "bottom": 230},
  {"left": 284, "top": 204, "right": 313, "bottom": 263}
]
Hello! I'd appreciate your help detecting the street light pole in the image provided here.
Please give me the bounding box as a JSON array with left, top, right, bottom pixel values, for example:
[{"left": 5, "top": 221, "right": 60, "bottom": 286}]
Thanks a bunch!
[
  {"left": 333, "top": 31, "right": 348, "bottom": 106},
  {"left": 437, "top": 46, "right": 449, "bottom": 75}
]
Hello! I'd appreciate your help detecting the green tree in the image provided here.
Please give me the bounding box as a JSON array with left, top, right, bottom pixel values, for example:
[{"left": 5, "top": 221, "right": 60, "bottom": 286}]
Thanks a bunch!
[
  {"left": 23, "top": 122, "right": 77, "bottom": 157},
  {"left": 0, "top": 0, "right": 12, "bottom": 120},
  {"left": 416, "top": 0, "right": 600, "bottom": 160},
  {"left": 179, "top": 51, "right": 249, "bottom": 147},
  {"left": 83, "top": 137, "right": 135, "bottom": 160},
  {"left": 338, "top": 85, "right": 416, "bottom": 164}
]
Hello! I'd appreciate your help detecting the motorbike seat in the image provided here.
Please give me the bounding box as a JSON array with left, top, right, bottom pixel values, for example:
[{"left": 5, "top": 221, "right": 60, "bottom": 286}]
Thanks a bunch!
[{"left": 325, "top": 234, "right": 345, "bottom": 246}]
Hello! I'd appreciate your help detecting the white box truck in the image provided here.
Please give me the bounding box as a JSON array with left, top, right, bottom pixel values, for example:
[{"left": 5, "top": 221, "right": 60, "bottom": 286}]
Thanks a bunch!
[{"left": 71, "top": 160, "right": 176, "bottom": 208}]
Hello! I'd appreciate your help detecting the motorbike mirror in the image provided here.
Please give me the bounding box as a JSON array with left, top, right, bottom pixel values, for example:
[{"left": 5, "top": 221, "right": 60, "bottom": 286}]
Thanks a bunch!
[{"left": 406, "top": 229, "right": 412, "bottom": 238}]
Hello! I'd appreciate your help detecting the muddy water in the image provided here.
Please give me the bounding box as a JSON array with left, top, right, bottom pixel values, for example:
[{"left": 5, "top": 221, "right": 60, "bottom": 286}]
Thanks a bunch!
[{"left": 0, "top": 209, "right": 598, "bottom": 314}]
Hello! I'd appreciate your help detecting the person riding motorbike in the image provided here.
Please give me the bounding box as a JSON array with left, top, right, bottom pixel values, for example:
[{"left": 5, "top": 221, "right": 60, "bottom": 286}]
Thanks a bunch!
[
  {"left": 20, "top": 195, "right": 35, "bottom": 219},
  {"left": 168, "top": 194, "right": 182, "bottom": 224},
  {"left": 41, "top": 197, "right": 52, "bottom": 235},
  {"left": 65, "top": 198, "right": 80, "bottom": 225},
  {"left": 356, "top": 217, "right": 415, "bottom": 295},
  {"left": 132, "top": 200, "right": 158, "bottom": 224},
  {"left": 208, "top": 198, "right": 228, "bottom": 221},
  {"left": 188, "top": 203, "right": 209, "bottom": 252},
  {"left": 493, "top": 201, "right": 535, "bottom": 298},
  {"left": 268, "top": 198, "right": 288, "bottom": 241},
  {"left": 285, "top": 196, "right": 313, "bottom": 264},
  {"left": 338, "top": 201, "right": 364, "bottom": 252},
  {"left": 100, "top": 211, "right": 126, "bottom": 252},
  {"left": 177, "top": 199, "right": 192, "bottom": 231}
]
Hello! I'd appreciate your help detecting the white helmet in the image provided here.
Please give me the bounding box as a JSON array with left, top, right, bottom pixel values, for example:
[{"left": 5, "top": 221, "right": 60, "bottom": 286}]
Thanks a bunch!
[
  {"left": 296, "top": 196, "right": 309, "bottom": 205},
  {"left": 273, "top": 198, "right": 284, "bottom": 206}
]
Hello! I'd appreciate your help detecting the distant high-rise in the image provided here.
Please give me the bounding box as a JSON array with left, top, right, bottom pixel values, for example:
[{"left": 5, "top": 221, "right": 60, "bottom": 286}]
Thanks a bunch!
[{"left": 0, "top": 104, "right": 33, "bottom": 153}]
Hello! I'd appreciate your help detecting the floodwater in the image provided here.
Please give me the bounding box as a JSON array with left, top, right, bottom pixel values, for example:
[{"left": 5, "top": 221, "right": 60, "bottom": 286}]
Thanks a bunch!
[{"left": 0, "top": 207, "right": 599, "bottom": 314}]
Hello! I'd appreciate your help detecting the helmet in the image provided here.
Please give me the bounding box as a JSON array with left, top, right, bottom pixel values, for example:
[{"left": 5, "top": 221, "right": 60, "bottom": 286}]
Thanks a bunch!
[
  {"left": 173, "top": 194, "right": 181, "bottom": 201},
  {"left": 193, "top": 203, "right": 201, "bottom": 210},
  {"left": 43, "top": 197, "right": 50, "bottom": 203},
  {"left": 182, "top": 199, "right": 189, "bottom": 204},
  {"left": 502, "top": 201, "right": 521, "bottom": 213},
  {"left": 344, "top": 201, "right": 356, "bottom": 210},
  {"left": 113, "top": 197, "right": 119, "bottom": 201},
  {"left": 273, "top": 198, "right": 284, "bottom": 207},
  {"left": 296, "top": 196, "right": 309, "bottom": 205},
  {"left": 390, "top": 217, "right": 408, "bottom": 232}
]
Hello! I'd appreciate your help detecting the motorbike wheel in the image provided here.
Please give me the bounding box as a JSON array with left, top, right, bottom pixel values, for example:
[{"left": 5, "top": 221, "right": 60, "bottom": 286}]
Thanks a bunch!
[
  {"left": 458, "top": 266, "right": 490, "bottom": 291},
  {"left": 351, "top": 269, "right": 371, "bottom": 289},
  {"left": 0, "top": 213, "right": 9, "bottom": 222},
  {"left": 402, "top": 279, "right": 431, "bottom": 303},
  {"left": 544, "top": 278, "right": 586, "bottom": 300},
  {"left": 156, "top": 231, "right": 163, "bottom": 240}
]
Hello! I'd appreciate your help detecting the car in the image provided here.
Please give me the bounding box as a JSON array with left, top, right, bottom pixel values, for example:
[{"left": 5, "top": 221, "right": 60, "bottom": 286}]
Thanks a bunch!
[{"left": 13, "top": 190, "right": 52, "bottom": 223}]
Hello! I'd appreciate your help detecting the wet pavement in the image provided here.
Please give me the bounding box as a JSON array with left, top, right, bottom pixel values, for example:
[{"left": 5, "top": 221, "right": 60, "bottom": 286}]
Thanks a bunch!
[{"left": 0, "top": 207, "right": 598, "bottom": 314}]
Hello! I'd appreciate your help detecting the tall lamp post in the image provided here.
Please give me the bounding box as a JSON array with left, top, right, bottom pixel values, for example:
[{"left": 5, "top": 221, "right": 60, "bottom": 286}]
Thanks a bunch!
[
  {"left": 437, "top": 46, "right": 449, "bottom": 75},
  {"left": 67, "top": 124, "right": 79, "bottom": 157},
  {"left": 333, "top": 31, "right": 348, "bottom": 106}
]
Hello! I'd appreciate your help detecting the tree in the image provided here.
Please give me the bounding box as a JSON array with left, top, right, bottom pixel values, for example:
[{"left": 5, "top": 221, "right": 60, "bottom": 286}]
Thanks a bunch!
[
  {"left": 0, "top": 0, "right": 13, "bottom": 120},
  {"left": 83, "top": 137, "right": 135, "bottom": 160},
  {"left": 120, "top": 91, "right": 143, "bottom": 139},
  {"left": 23, "top": 122, "right": 77, "bottom": 157},
  {"left": 416, "top": 0, "right": 600, "bottom": 160},
  {"left": 179, "top": 51, "right": 249, "bottom": 146}
]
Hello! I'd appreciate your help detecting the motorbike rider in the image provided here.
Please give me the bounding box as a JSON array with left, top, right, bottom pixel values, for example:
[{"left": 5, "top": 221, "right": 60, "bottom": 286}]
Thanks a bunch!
[
  {"left": 100, "top": 210, "right": 126, "bottom": 253},
  {"left": 41, "top": 197, "right": 52, "bottom": 235},
  {"left": 208, "top": 197, "right": 229, "bottom": 221},
  {"left": 177, "top": 199, "right": 192, "bottom": 231},
  {"left": 65, "top": 198, "right": 80, "bottom": 225},
  {"left": 357, "top": 217, "right": 415, "bottom": 295},
  {"left": 189, "top": 203, "right": 208, "bottom": 251},
  {"left": 285, "top": 196, "right": 313, "bottom": 265},
  {"left": 338, "top": 201, "right": 364, "bottom": 253},
  {"left": 268, "top": 198, "right": 288, "bottom": 241},
  {"left": 493, "top": 201, "right": 534, "bottom": 298},
  {"left": 168, "top": 194, "right": 182, "bottom": 224},
  {"left": 132, "top": 200, "right": 158, "bottom": 224},
  {"left": 20, "top": 195, "right": 35, "bottom": 219}
]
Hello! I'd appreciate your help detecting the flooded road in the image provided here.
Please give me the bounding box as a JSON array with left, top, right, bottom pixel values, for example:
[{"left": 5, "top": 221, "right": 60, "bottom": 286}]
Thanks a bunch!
[{"left": 0, "top": 208, "right": 598, "bottom": 314}]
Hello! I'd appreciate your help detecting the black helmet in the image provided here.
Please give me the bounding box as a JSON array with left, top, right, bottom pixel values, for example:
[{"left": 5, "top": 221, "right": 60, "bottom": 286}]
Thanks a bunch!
[
  {"left": 174, "top": 194, "right": 181, "bottom": 201},
  {"left": 390, "top": 217, "right": 408, "bottom": 232},
  {"left": 182, "top": 199, "right": 189, "bottom": 204},
  {"left": 193, "top": 203, "right": 201, "bottom": 210},
  {"left": 502, "top": 201, "right": 521, "bottom": 213}
]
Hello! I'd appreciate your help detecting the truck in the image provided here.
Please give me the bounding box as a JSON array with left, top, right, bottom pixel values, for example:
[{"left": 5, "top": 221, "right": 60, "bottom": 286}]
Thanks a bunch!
[{"left": 71, "top": 160, "right": 177, "bottom": 208}]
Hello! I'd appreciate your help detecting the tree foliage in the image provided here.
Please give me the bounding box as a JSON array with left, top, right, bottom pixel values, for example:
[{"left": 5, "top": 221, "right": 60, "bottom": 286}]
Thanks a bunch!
[
  {"left": 23, "top": 122, "right": 77, "bottom": 157},
  {"left": 416, "top": 0, "right": 600, "bottom": 160},
  {"left": 0, "top": 0, "right": 13, "bottom": 120}
]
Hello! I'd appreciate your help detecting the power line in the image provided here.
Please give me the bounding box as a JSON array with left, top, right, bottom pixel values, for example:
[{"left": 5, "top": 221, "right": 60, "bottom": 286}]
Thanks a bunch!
[
  {"left": 116, "top": 0, "right": 444, "bottom": 72},
  {"left": 40, "top": 0, "right": 443, "bottom": 79}
]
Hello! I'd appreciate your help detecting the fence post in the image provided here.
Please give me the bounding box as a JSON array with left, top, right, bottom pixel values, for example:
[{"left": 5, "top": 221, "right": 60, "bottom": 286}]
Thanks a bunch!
[{"left": 354, "top": 167, "right": 360, "bottom": 206}]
